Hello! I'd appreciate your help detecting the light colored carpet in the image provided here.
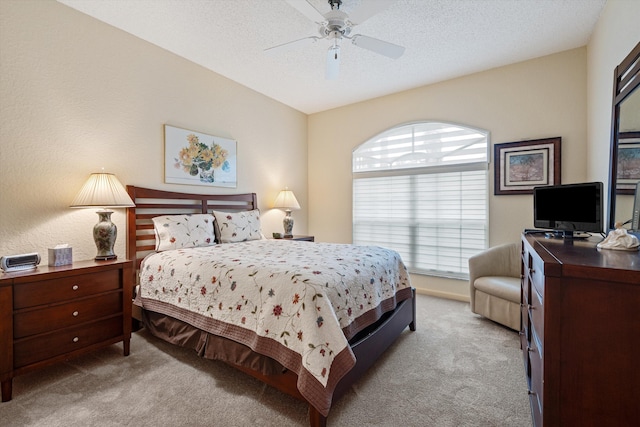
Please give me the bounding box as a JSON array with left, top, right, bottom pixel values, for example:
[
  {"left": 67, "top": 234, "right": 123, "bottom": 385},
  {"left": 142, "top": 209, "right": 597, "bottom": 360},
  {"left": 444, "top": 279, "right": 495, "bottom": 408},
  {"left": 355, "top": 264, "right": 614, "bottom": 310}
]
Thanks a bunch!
[{"left": 1, "top": 294, "right": 531, "bottom": 426}]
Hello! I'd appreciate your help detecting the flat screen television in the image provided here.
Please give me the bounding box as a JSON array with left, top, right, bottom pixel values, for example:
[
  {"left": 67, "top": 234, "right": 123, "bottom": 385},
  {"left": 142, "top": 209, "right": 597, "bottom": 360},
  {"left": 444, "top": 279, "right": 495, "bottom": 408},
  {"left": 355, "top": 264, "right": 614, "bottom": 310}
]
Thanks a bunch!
[{"left": 533, "top": 182, "right": 603, "bottom": 238}]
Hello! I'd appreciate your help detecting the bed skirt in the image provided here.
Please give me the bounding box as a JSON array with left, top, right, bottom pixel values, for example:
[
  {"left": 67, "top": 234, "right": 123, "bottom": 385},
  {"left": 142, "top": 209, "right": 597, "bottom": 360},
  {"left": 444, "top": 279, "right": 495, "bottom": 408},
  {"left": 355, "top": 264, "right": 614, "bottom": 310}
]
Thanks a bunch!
[{"left": 142, "top": 309, "right": 286, "bottom": 376}]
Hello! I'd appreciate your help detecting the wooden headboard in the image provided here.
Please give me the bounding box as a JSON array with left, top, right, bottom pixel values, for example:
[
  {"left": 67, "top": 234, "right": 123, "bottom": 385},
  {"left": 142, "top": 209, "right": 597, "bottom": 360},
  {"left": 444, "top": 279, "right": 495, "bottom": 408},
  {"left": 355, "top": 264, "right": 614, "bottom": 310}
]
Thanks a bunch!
[{"left": 126, "top": 186, "right": 257, "bottom": 277}]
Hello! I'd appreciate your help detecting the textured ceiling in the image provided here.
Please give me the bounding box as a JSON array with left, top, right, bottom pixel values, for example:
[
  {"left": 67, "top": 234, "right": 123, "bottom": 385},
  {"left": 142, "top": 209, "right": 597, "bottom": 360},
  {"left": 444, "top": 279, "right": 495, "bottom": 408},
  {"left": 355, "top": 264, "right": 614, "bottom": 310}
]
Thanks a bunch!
[{"left": 57, "top": 0, "right": 606, "bottom": 114}]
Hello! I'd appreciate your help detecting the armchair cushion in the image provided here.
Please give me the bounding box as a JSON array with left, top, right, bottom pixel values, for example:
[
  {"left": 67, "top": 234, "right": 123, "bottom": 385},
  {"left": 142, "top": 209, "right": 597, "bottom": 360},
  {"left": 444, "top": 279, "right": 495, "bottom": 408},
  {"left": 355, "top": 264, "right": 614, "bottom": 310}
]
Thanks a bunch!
[{"left": 474, "top": 276, "right": 520, "bottom": 302}]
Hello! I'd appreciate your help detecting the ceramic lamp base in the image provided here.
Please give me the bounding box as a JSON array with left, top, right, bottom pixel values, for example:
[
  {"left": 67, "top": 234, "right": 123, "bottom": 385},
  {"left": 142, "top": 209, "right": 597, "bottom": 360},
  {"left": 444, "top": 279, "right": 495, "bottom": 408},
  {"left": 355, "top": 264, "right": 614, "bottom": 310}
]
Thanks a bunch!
[
  {"left": 283, "top": 210, "right": 294, "bottom": 238},
  {"left": 93, "top": 210, "right": 118, "bottom": 260}
]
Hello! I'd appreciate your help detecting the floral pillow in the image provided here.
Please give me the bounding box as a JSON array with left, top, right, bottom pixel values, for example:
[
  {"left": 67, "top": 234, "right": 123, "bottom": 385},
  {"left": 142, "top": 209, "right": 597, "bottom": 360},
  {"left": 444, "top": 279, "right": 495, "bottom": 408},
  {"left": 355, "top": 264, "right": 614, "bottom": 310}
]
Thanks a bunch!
[
  {"left": 212, "top": 210, "right": 262, "bottom": 243},
  {"left": 152, "top": 214, "right": 215, "bottom": 251}
]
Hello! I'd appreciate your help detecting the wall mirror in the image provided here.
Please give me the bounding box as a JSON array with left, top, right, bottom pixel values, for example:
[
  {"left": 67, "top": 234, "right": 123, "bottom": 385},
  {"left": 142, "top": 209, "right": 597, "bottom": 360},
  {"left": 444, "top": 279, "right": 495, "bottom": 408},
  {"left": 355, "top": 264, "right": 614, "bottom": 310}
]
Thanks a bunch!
[{"left": 608, "top": 42, "right": 640, "bottom": 237}]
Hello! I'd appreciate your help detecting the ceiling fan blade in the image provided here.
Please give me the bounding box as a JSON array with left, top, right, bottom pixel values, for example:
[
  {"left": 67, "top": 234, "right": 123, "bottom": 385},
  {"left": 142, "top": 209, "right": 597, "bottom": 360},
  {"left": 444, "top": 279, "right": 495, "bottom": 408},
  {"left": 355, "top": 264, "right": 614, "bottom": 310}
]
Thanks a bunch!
[
  {"left": 285, "top": 0, "right": 325, "bottom": 23},
  {"left": 348, "top": 0, "right": 397, "bottom": 25},
  {"left": 264, "top": 36, "right": 320, "bottom": 54},
  {"left": 351, "top": 34, "right": 405, "bottom": 59},
  {"left": 326, "top": 45, "right": 341, "bottom": 80}
]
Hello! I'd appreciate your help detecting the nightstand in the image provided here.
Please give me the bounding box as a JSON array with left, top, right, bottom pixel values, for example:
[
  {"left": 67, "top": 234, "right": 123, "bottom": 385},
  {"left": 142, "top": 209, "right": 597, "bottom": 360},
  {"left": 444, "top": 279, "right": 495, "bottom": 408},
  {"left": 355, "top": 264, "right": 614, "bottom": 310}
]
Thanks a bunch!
[
  {"left": 0, "top": 259, "right": 132, "bottom": 402},
  {"left": 283, "top": 235, "right": 314, "bottom": 242}
]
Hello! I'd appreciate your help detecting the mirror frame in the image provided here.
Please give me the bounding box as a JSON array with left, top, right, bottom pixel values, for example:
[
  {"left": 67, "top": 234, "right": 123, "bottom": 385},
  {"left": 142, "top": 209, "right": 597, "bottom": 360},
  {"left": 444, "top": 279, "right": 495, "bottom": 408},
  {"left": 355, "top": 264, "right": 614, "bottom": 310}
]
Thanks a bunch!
[{"left": 607, "top": 41, "right": 640, "bottom": 234}]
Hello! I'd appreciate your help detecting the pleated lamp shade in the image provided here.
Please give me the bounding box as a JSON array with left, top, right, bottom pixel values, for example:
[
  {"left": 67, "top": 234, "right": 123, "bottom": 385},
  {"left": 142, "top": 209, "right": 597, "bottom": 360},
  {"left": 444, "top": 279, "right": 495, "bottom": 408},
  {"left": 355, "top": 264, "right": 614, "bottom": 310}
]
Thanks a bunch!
[
  {"left": 70, "top": 173, "right": 135, "bottom": 208},
  {"left": 273, "top": 189, "right": 300, "bottom": 211}
]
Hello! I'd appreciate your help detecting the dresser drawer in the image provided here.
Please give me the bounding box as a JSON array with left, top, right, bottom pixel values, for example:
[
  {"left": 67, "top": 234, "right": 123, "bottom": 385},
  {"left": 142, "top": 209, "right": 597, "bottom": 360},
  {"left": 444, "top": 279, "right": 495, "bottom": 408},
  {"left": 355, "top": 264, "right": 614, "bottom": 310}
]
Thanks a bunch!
[
  {"left": 529, "top": 284, "right": 544, "bottom": 343},
  {"left": 13, "top": 316, "right": 123, "bottom": 368},
  {"left": 13, "top": 269, "right": 120, "bottom": 309},
  {"left": 529, "top": 327, "right": 544, "bottom": 426},
  {"left": 520, "top": 319, "right": 531, "bottom": 379},
  {"left": 522, "top": 248, "right": 536, "bottom": 304},
  {"left": 520, "top": 303, "right": 530, "bottom": 342},
  {"left": 529, "top": 253, "right": 545, "bottom": 298},
  {"left": 13, "top": 292, "right": 123, "bottom": 339},
  {"left": 522, "top": 269, "right": 531, "bottom": 308}
]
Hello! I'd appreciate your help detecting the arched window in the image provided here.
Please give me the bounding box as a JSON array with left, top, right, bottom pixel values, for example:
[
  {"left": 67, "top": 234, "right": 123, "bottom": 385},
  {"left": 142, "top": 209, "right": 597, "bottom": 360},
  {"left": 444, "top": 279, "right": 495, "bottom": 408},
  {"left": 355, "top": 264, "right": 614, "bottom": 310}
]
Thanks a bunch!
[{"left": 352, "top": 121, "right": 489, "bottom": 279}]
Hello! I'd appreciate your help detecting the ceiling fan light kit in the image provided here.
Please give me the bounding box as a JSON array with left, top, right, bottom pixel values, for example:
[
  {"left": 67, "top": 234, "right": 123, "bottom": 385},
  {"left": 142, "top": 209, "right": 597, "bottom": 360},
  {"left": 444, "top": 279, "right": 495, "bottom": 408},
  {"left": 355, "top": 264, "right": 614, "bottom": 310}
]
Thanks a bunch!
[
  {"left": 326, "top": 40, "right": 341, "bottom": 79},
  {"left": 268, "top": 0, "right": 405, "bottom": 79}
]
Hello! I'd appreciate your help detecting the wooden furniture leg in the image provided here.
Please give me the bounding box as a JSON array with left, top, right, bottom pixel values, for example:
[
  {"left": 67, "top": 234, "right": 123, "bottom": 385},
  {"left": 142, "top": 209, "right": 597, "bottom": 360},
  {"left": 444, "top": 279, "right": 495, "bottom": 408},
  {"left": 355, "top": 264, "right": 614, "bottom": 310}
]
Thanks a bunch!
[
  {"left": 1, "top": 379, "right": 12, "bottom": 402},
  {"left": 308, "top": 406, "right": 327, "bottom": 427}
]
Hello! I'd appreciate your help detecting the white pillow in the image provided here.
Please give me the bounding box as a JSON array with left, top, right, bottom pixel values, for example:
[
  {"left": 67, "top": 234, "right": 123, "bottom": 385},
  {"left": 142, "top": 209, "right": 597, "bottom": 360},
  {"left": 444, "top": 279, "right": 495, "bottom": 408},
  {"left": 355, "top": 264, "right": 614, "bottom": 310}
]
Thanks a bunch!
[
  {"left": 212, "top": 210, "right": 262, "bottom": 243},
  {"left": 152, "top": 214, "right": 216, "bottom": 251}
]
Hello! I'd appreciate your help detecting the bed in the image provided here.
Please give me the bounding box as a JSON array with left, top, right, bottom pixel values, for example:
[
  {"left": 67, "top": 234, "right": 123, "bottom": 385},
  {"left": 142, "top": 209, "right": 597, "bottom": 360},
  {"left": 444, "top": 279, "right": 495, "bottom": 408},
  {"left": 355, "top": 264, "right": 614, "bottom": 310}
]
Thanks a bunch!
[{"left": 126, "top": 186, "right": 416, "bottom": 427}]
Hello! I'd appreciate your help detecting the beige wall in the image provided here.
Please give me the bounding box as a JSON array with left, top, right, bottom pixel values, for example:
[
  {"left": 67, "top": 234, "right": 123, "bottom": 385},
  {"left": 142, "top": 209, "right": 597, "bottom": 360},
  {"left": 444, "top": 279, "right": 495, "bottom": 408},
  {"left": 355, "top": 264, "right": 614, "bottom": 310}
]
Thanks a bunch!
[
  {"left": 0, "top": 0, "right": 308, "bottom": 262},
  {"left": 308, "top": 49, "right": 588, "bottom": 299},
  {"left": 586, "top": 0, "right": 640, "bottom": 226}
]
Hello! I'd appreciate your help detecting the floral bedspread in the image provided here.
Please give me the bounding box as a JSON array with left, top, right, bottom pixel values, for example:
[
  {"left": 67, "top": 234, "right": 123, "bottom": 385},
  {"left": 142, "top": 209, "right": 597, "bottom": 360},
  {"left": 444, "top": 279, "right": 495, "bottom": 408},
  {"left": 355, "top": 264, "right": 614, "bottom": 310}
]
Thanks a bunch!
[{"left": 136, "top": 240, "right": 412, "bottom": 416}]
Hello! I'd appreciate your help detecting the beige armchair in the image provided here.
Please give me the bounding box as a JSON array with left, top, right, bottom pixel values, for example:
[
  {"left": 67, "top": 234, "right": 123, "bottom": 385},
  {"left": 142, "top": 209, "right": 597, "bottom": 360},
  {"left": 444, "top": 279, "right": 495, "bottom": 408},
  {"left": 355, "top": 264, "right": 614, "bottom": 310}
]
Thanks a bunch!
[{"left": 468, "top": 243, "right": 521, "bottom": 331}]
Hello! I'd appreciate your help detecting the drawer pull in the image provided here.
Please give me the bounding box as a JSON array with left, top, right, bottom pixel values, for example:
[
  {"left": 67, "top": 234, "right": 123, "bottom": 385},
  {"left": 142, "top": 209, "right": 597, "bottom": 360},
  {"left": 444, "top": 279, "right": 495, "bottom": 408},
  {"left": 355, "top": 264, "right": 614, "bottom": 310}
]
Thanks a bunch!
[
  {"left": 527, "top": 346, "right": 536, "bottom": 353},
  {"left": 72, "top": 285, "right": 79, "bottom": 291},
  {"left": 527, "top": 390, "right": 536, "bottom": 396},
  {"left": 72, "top": 336, "right": 79, "bottom": 343},
  {"left": 527, "top": 304, "right": 535, "bottom": 310},
  {"left": 72, "top": 311, "right": 79, "bottom": 317}
]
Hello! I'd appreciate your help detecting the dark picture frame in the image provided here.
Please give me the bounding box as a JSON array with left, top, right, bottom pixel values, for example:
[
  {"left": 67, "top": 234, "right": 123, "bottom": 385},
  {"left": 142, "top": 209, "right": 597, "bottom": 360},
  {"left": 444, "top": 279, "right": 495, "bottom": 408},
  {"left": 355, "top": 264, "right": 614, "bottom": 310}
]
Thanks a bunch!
[{"left": 494, "top": 137, "right": 561, "bottom": 195}]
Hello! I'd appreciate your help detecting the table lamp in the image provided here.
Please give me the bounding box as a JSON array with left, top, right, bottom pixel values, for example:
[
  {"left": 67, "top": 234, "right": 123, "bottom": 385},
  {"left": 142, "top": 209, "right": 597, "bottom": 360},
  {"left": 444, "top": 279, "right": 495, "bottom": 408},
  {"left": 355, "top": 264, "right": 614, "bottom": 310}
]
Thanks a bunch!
[
  {"left": 70, "top": 172, "right": 135, "bottom": 260},
  {"left": 273, "top": 187, "right": 300, "bottom": 238}
]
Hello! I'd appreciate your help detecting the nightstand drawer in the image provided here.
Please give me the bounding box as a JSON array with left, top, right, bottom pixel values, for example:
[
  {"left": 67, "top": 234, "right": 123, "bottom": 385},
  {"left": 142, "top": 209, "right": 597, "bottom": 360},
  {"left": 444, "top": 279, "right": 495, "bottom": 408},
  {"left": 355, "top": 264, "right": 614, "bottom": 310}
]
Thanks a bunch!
[
  {"left": 14, "top": 316, "right": 123, "bottom": 368},
  {"left": 14, "top": 292, "right": 123, "bottom": 338},
  {"left": 13, "top": 269, "right": 120, "bottom": 309}
]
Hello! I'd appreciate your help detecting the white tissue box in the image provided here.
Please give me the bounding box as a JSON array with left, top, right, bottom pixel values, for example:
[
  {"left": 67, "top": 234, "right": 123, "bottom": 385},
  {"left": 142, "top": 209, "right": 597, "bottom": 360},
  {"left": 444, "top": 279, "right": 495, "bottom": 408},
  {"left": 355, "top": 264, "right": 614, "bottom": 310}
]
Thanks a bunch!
[{"left": 48, "top": 247, "right": 73, "bottom": 266}]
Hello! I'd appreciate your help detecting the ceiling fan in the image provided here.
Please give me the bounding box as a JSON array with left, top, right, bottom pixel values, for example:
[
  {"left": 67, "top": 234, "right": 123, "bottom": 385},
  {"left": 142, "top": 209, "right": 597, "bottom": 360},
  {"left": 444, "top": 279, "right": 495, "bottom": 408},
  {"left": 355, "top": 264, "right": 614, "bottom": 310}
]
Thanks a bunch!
[{"left": 265, "top": 0, "right": 405, "bottom": 79}]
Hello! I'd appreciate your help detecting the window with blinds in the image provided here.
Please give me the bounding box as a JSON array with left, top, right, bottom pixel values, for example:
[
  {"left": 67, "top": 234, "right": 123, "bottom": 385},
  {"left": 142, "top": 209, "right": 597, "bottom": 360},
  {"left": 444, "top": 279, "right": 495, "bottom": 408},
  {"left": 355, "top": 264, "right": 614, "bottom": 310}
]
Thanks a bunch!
[{"left": 352, "top": 122, "right": 489, "bottom": 279}]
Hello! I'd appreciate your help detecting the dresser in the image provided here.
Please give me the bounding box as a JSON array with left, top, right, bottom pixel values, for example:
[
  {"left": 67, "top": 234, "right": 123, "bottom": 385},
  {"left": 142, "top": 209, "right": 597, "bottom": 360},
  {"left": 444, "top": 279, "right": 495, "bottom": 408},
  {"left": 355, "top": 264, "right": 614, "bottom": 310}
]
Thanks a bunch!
[
  {"left": 0, "top": 259, "right": 133, "bottom": 402},
  {"left": 520, "top": 234, "right": 640, "bottom": 426}
]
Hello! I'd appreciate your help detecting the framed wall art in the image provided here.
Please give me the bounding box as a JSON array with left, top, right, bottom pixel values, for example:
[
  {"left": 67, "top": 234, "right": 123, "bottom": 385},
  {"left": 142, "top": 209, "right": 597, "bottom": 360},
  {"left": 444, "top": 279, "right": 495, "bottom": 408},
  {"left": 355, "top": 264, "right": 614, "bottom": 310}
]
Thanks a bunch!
[
  {"left": 164, "top": 125, "right": 237, "bottom": 188},
  {"left": 494, "top": 137, "right": 561, "bottom": 195},
  {"left": 616, "top": 132, "right": 640, "bottom": 194}
]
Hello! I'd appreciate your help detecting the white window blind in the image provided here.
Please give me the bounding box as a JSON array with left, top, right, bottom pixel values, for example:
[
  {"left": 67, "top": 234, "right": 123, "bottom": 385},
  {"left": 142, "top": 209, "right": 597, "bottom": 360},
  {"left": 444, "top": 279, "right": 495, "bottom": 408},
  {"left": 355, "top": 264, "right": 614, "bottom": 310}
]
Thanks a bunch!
[{"left": 353, "top": 122, "right": 489, "bottom": 279}]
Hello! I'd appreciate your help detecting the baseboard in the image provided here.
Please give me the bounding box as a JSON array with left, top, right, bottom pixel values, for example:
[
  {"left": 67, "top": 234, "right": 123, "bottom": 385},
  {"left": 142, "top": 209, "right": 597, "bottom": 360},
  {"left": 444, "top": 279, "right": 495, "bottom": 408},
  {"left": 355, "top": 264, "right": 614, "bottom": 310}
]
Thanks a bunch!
[{"left": 414, "top": 287, "right": 470, "bottom": 302}]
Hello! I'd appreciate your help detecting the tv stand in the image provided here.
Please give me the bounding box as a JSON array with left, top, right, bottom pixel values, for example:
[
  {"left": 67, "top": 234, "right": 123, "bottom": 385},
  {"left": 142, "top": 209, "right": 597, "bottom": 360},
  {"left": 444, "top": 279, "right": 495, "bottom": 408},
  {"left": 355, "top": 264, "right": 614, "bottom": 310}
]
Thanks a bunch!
[{"left": 544, "top": 230, "right": 590, "bottom": 239}]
